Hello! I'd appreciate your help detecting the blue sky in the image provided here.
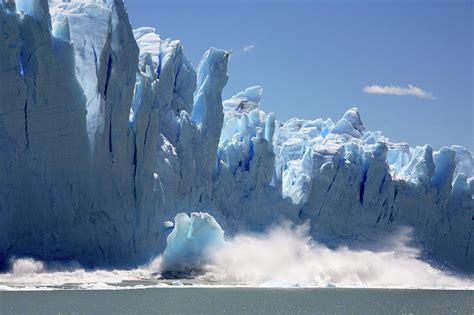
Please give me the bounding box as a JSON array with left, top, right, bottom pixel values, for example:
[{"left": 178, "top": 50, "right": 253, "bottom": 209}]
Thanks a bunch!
[{"left": 126, "top": 0, "right": 473, "bottom": 150}]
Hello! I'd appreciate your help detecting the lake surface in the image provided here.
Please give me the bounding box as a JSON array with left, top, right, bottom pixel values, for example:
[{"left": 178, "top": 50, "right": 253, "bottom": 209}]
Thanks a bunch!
[{"left": 1, "top": 288, "right": 473, "bottom": 314}]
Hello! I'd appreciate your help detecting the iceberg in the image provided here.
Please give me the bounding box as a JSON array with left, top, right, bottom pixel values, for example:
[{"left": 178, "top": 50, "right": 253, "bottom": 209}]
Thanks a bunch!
[
  {"left": 161, "top": 212, "right": 225, "bottom": 276},
  {"left": 0, "top": 0, "right": 472, "bottom": 273}
]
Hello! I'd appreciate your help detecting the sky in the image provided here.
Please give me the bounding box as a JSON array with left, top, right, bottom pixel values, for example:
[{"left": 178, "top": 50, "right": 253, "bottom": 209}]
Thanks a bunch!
[{"left": 126, "top": 0, "right": 473, "bottom": 150}]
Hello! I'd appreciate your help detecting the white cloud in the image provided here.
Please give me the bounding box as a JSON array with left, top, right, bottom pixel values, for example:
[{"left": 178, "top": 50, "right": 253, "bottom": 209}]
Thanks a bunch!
[
  {"left": 363, "top": 84, "right": 435, "bottom": 100},
  {"left": 241, "top": 45, "right": 255, "bottom": 53},
  {"left": 229, "top": 45, "right": 256, "bottom": 59}
]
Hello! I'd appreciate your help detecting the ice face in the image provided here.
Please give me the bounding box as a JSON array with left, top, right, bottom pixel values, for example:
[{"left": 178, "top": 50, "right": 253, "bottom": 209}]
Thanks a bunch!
[
  {"left": 0, "top": 0, "right": 472, "bottom": 273},
  {"left": 49, "top": 0, "right": 113, "bottom": 147}
]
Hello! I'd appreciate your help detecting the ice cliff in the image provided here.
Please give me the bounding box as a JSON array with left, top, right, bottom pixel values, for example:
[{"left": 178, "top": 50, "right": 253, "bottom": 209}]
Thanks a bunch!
[{"left": 0, "top": 0, "right": 472, "bottom": 272}]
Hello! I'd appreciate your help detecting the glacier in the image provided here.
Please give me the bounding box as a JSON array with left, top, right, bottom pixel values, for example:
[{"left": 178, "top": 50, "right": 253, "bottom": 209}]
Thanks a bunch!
[{"left": 0, "top": 0, "right": 472, "bottom": 273}]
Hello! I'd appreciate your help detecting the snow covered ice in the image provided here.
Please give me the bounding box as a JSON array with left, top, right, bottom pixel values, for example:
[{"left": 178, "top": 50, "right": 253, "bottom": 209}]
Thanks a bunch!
[{"left": 0, "top": 0, "right": 472, "bottom": 274}]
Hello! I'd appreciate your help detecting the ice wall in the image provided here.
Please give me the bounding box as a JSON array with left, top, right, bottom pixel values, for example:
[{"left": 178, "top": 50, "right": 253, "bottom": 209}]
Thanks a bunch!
[
  {"left": 0, "top": 0, "right": 91, "bottom": 267},
  {"left": 0, "top": 0, "right": 472, "bottom": 272}
]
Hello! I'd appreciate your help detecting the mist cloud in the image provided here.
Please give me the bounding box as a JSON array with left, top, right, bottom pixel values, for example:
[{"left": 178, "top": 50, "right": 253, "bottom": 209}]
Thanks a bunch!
[
  {"left": 202, "top": 223, "right": 471, "bottom": 289},
  {"left": 0, "top": 223, "right": 472, "bottom": 290}
]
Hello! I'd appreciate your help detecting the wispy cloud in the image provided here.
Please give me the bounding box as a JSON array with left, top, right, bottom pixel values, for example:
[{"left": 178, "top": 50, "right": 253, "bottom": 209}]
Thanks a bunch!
[
  {"left": 240, "top": 45, "right": 255, "bottom": 53},
  {"left": 229, "top": 45, "right": 256, "bottom": 59},
  {"left": 363, "top": 84, "right": 435, "bottom": 100}
]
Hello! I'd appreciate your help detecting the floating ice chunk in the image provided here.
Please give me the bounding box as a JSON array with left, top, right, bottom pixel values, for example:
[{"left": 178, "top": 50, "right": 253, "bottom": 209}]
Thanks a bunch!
[
  {"left": 171, "top": 280, "right": 184, "bottom": 286},
  {"left": 161, "top": 212, "right": 225, "bottom": 275},
  {"left": 259, "top": 280, "right": 303, "bottom": 288},
  {"left": 163, "top": 221, "right": 174, "bottom": 228}
]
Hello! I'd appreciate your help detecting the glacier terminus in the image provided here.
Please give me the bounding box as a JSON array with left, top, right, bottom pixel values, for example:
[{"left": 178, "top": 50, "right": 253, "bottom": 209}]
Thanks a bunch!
[{"left": 0, "top": 0, "right": 472, "bottom": 274}]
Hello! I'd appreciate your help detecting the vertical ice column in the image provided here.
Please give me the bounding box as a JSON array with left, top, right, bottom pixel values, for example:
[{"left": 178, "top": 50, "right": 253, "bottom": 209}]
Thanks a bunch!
[
  {"left": 192, "top": 48, "right": 229, "bottom": 133},
  {"left": 49, "top": 0, "right": 112, "bottom": 148},
  {"left": 190, "top": 48, "right": 229, "bottom": 201}
]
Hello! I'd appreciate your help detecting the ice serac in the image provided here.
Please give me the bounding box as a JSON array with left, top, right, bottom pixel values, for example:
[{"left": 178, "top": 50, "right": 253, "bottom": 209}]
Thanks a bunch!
[{"left": 0, "top": 0, "right": 472, "bottom": 273}]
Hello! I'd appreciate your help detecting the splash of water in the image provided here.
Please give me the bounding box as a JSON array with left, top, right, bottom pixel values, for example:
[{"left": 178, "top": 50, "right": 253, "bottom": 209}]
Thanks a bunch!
[
  {"left": 0, "top": 257, "right": 163, "bottom": 291},
  {"left": 201, "top": 223, "right": 472, "bottom": 289},
  {"left": 0, "top": 224, "right": 472, "bottom": 291}
]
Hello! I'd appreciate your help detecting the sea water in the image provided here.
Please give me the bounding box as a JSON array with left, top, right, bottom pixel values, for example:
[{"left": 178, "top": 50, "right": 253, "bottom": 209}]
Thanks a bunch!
[{"left": 1, "top": 288, "right": 473, "bottom": 314}]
